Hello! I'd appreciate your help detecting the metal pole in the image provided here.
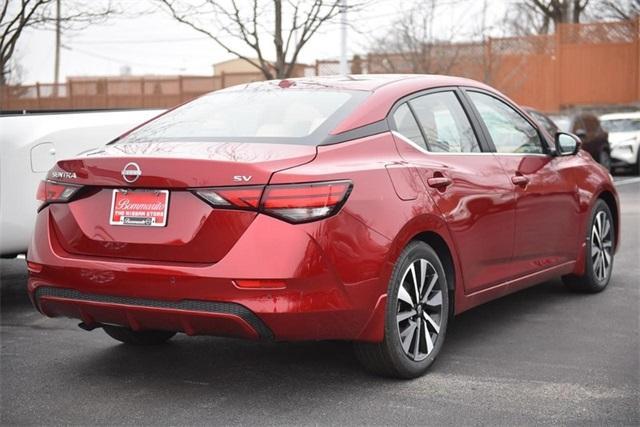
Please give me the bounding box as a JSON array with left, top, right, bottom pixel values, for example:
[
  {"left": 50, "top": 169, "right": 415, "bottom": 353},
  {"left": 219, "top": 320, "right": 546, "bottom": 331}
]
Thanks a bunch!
[
  {"left": 54, "top": 0, "right": 61, "bottom": 94},
  {"left": 339, "top": 0, "right": 348, "bottom": 75}
]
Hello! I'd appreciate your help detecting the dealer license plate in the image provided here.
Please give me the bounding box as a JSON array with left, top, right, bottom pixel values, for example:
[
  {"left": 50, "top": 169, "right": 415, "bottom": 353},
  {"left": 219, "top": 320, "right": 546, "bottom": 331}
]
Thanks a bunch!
[{"left": 109, "top": 189, "right": 169, "bottom": 227}]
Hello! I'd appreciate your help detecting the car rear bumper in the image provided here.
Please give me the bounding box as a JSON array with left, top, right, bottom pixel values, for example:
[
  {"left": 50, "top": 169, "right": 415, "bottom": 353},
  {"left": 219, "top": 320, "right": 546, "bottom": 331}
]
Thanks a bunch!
[
  {"left": 27, "top": 208, "right": 387, "bottom": 342},
  {"left": 33, "top": 286, "right": 273, "bottom": 339}
]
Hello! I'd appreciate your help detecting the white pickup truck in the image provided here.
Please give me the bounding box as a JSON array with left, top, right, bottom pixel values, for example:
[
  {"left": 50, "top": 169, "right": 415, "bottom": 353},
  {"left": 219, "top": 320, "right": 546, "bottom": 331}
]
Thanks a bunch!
[{"left": 0, "top": 109, "right": 163, "bottom": 257}]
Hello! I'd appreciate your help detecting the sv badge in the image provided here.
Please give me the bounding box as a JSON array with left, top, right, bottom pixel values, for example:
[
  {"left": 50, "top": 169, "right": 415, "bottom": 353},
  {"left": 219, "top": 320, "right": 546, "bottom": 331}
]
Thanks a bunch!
[{"left": 233, "top": 175, "right": 252, "bottom": 182}]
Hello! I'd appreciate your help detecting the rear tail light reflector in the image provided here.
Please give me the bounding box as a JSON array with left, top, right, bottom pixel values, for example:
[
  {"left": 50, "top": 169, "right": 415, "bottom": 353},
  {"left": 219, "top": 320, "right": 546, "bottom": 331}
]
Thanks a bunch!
[
  {"left": 233, "top": 279, "right": 287, "bottom": 290},
  {"left": 27, "top": 261, "right": 43, "bottom": 274}
]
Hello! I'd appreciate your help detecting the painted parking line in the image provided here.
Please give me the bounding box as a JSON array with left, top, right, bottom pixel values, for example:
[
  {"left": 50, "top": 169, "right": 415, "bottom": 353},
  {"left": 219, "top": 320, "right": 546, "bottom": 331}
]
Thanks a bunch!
[{"left": 614, "top": 177, "right": 640, "bottom": 186}]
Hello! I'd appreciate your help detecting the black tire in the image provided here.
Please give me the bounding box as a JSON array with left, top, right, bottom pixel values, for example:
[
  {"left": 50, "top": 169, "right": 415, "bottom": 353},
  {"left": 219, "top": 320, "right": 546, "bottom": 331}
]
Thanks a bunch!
[
  {"left": 103, "top": 325, "right": 176, "bottom": 345},
  {"left": 562, "top": 199, "right": 615, "bottom": 293},
  {"left": 354, "top": 241, "right": 450, "bottom": 379},
  {"left": 632, "top": 149, "right": 640, "bottom": 176}
]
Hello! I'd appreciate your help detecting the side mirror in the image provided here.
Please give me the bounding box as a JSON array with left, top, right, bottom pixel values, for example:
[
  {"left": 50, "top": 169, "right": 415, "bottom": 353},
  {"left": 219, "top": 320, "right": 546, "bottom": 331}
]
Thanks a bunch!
[{"left": 556, "top": 132, "right": 581, "bottom": 156}]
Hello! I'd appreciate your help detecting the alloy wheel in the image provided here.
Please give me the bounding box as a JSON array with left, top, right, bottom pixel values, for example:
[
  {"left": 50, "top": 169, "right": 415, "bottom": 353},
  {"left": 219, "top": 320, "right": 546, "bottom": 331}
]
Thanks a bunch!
[
  {"left": 396, "top": 258, "right": 444, "bottom": 362},
  {"left": 591, "top": 211, "right": 613, "bottom": 282}
]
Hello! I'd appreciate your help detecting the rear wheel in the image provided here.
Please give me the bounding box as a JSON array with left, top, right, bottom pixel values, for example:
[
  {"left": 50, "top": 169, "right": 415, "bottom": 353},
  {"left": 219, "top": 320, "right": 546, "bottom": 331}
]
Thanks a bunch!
[
  {"left": 354, "top": 241, "right": 449, "bottom": 379},
  {"left": 103, "top": 325, "right": 176, "bottom": 345},
  {"left": 562, "top": 200, "right": 615, "bottom": 293}
]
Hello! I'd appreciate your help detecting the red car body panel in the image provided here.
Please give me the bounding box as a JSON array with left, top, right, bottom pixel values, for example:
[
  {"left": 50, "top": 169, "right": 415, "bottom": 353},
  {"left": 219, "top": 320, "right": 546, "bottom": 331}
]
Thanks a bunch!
[{"left": 27, "top": 75, "right": 620, "bottom": 343}]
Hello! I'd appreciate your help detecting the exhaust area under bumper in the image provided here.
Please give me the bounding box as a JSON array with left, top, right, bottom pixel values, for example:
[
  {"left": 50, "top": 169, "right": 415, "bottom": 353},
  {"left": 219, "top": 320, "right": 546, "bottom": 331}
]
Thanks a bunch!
[{"left": 34, "top": 286, "right": 274, "bottom": 340}]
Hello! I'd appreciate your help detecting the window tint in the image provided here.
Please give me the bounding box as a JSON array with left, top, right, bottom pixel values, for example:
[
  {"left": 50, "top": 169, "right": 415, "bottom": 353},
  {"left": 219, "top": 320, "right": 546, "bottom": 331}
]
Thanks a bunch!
[
  {"left": 392, "top": 103, "right": 427, "bottom": 150},
  {"left": 469, "top": 92, "right": 544, "bottom": 154},
  {"left": 118, "top": 89, "right": 367, "bottom": 145},
  {"left": 409, "top": 91, "right": 481, "bottom": 153},
  {"left": 528, "top": 110, "right": 558, "bottom": 136}
]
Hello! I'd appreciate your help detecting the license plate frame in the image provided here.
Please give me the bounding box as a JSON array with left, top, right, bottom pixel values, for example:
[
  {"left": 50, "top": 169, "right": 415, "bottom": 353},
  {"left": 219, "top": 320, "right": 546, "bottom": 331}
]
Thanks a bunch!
[{"left": 109, "top": 189, "right": 169, "bottom": 227}]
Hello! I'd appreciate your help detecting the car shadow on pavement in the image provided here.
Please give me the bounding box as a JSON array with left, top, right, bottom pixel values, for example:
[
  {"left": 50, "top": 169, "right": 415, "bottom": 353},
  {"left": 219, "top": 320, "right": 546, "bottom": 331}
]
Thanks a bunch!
[{"left": 65, "top": 278, "right": 577, "bottom": 390}]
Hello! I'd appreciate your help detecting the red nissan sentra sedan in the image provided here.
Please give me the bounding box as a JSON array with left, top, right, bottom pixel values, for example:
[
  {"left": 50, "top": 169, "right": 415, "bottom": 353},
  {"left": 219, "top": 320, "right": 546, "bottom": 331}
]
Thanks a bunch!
[{"left": 27, "top": 75, "right": 619, "bottom": 378}]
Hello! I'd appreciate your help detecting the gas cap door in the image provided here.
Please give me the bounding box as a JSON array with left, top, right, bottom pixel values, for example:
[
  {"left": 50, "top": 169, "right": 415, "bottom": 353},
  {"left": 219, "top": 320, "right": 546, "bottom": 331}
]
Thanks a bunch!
[{"left": 31, "top": 142, "right": 57, "bottom": 172}]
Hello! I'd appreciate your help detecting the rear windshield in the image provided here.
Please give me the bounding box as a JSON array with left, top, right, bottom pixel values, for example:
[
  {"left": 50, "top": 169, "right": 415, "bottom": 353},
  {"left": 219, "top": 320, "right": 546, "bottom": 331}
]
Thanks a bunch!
[
  {"left": 117, "top": 88, "right": 368, "bottom": 145},
  {"left": 601, "top": 118, "right": 640, "bottom": 133}
]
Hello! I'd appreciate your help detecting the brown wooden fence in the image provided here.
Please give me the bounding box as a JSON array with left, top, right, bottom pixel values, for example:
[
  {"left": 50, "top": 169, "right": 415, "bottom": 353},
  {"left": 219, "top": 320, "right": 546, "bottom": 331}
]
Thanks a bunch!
[
  {"left": 0, "top": 71, "right": 264, "bottom": 111},
  {"left": 1, "top": 20, "right": 638, "bottom": 113},
  {"left": 367, "top": 19, "right": 640, "bottom": 112}
]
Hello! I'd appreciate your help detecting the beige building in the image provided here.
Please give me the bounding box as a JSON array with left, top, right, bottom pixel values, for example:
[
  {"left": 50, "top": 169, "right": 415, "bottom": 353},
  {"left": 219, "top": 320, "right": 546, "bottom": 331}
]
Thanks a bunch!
[
  {"left": 212, "top": 57, "right": 308, "bottom": 78},
  {"left": 213, "top": 58, "right": 263, "bottom": 76}
]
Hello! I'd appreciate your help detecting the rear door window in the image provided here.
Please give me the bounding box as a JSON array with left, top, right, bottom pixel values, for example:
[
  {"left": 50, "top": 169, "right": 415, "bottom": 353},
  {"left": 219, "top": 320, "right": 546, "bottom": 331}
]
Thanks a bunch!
[
  {"left": 409, "top": 91, "right": 481, "bottom": 153},
  {"left": 392, "top": 103, "right": 428, "bottom": 150}
]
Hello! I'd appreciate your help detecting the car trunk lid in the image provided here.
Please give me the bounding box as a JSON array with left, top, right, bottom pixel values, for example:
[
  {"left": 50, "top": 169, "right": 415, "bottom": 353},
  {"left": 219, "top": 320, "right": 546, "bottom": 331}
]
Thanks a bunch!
[{"left": 46, "top": 141, "right": 316, "bottom": 263}]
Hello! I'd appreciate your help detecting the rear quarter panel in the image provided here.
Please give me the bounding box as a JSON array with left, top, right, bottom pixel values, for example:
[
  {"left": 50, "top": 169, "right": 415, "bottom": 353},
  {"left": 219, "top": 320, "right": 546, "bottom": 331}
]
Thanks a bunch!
[{"left": 270, "top": 133, "right": 461, "bottom": 340}]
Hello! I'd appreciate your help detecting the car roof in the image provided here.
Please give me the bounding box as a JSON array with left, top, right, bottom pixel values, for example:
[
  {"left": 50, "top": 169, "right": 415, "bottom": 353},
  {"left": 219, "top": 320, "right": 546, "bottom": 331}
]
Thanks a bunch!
[
  {"left": 600, "top": 111, "right": 640, "bottom": 121},
  {"left": 228, "top": 74, "right": 490, "bottom": 92}
]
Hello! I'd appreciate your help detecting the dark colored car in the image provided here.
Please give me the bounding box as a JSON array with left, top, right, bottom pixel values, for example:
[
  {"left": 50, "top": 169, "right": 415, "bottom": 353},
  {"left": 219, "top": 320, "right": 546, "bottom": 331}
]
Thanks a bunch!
[
  {"left": 571, "top": 112, "right": 611, "bottom": 170},
  {"left": 28, "top": 75, "right": 619, "bottom": 379}
]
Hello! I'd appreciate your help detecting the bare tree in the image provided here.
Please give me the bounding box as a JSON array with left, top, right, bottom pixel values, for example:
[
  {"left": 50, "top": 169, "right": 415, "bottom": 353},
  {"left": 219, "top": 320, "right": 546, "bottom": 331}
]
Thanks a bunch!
[
  {"left": 0, "top": 0, "right": 115, "bottom": 86},
  {"left": 368, "top": 0, "right": 467, "bottom": 75},
  {"left": 1, "top": 0, "right": 46, "bottom": 85},
  {"left": 504, "top": 2, "right": 550, "bottom": 35},
  {"left": 156, "top": 0, "right": 350, "bottom": 80},
  {"left": 589, "top": 0, "right": 640, "bottom": 21},
  {"left": 506, "top": 0, "right": 591, "bottom": 35}
]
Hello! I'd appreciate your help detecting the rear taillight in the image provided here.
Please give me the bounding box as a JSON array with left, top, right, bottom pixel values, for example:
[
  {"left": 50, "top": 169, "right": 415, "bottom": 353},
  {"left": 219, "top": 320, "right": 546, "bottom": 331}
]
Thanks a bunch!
[
  {"left": 261, "top": 181, "right": 352, "bottom": 223},
  {"left": 36, "top": 180, "right": 82, "bottom": 209},
  {"left": 193, "top": 180, "right": 352, "bottom": 223},
  {"left": 195, "top": 186, "right": 263, "bottom": 210}
]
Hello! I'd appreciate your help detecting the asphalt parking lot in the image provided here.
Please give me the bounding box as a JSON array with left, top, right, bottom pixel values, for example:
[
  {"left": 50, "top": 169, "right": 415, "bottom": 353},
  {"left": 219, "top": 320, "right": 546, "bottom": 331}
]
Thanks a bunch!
[{"left": 1, "top": 179, "right": 638, "bottom": 425}]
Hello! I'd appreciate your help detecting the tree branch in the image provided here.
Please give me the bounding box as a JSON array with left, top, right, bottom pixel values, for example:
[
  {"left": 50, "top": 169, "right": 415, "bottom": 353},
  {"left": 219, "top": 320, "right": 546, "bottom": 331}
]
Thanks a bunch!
[{"left": 157, "top": 0, "right": 273, "bottom": 79}]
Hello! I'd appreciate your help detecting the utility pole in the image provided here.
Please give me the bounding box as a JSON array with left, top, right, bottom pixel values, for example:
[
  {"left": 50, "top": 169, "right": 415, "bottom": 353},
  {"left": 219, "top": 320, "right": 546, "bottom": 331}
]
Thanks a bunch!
[
  {"left": 339, "top": 0, "right": 348, "bottom": 75},
  {"left": 54, "top": 0, "right": 61, "bottom": 94}
]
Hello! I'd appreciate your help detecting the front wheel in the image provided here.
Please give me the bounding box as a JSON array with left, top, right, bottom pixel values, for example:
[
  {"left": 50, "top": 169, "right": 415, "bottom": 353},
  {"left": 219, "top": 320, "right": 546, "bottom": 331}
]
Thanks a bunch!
[
  {"left": 354, "top": 241, "right": 449, "bottom": 379},
  {"left": 563, "top": 199, "right": 615, "bottom": 293}
]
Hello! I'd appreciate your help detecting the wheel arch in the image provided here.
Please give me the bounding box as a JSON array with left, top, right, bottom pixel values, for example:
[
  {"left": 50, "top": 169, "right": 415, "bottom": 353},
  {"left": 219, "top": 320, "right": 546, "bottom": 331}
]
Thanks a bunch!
[
  {"left": 597, "top": 189, "right": 619, "bottom": 251},
  {"left": 412, "top": 231, "right": 455, "bottom": 286},
  {"left": 413, "top": 231, "right": 456, "bottom": 318},
  {"left": 572, "top": 186, "right": 620, "bottom": 277},
  {"left": 356, "top": 220, "right": 461, "bottom": 342}
]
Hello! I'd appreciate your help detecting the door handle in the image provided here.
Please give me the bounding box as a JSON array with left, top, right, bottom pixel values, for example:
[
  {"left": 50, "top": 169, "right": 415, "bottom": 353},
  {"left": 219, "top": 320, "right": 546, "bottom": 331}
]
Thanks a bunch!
[
  {"left": 427, "top": 176, "right": 452, "bottom": 189},
  {"left": 511, "top": 175, "right": 530, "bottom": 186}
]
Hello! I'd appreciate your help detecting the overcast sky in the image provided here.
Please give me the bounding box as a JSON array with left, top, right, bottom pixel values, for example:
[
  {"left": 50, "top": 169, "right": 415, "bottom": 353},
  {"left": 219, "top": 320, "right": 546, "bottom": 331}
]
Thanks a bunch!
[{"left": 14, "top": 0, "right": 512, "bottom": 84}]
